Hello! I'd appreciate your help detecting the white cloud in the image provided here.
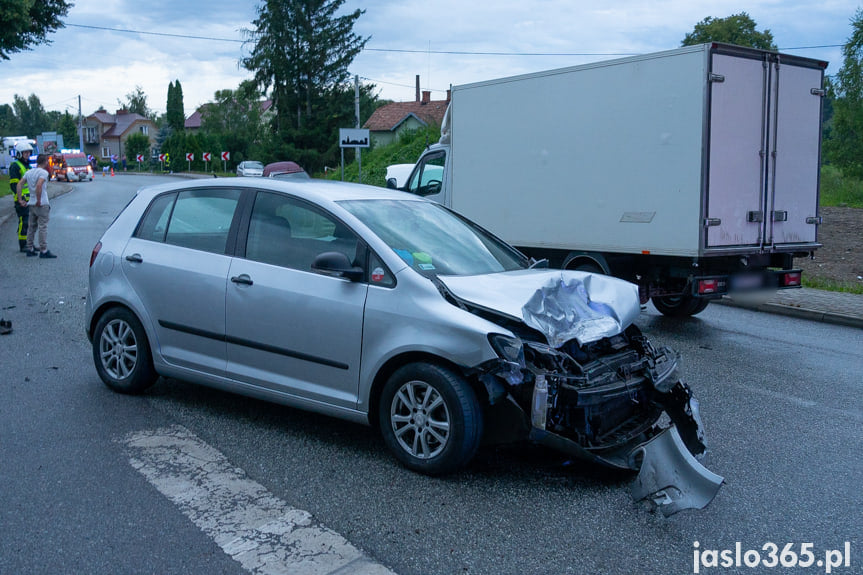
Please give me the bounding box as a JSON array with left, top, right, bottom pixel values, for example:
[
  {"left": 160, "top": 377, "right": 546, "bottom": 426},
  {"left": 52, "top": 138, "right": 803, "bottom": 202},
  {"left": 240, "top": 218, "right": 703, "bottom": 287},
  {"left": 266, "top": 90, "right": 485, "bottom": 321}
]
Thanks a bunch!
[{"left": 0, "top": 0, "right": 856, "bottom": 117}]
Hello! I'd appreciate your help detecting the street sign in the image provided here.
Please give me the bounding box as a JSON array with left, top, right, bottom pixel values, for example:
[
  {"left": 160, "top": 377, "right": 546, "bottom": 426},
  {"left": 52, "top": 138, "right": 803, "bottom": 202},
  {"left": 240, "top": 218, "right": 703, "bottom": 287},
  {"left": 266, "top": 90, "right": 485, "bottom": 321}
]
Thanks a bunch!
[
  {"left": 202, "top": 152, "right": 211, "bottom": 162},
  {"left": 221, "top": 151, "right": 230, "bottom": 161},
  {"left": 339, "top": 128, "right": 370, "bottom": 148},
  {"left": 136, "top": 154, "right": 143, "bottom": 162},
  {"left": 158, "top": 154, "right": 166, "bottom": 161},
  {"left": 186, "top": 153, "right": 194, "bottom": 162}
]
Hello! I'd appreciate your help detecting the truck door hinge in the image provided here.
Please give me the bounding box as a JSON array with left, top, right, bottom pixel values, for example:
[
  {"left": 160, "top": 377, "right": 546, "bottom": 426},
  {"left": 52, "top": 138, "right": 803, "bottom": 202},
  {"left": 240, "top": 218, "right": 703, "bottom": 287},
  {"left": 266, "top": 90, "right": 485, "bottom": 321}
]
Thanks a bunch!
[
  {"left": 704, "top": 218, "right": 722, "bottom": 227},
  {"left": 806, "top": 216, "right": 822, "bottom": 225},
  {"left": 709, "top": 73, "right": 725, "bottom": 83},
  {"left": 811, "top": 88, "right": 826, "bottom": 97},
  {"left": 772, "top": 210, "right": 788, "bottom": 222},
  {"left": 747, "top": 211, "right": 764, "bottom": 223}
]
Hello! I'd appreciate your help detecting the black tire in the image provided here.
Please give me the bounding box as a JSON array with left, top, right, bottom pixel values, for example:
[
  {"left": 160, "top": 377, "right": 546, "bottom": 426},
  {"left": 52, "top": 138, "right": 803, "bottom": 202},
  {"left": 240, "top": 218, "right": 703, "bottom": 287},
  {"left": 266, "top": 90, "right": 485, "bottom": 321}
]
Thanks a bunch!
[
  {"left": 379, "top": 363, "right": 483, "bottom": 476},
  {"left": 651, "top": 295, "right": 710, "bottom": 317},
  {"left": 92, "top": 307, "right": 157, "bottom": 394}
]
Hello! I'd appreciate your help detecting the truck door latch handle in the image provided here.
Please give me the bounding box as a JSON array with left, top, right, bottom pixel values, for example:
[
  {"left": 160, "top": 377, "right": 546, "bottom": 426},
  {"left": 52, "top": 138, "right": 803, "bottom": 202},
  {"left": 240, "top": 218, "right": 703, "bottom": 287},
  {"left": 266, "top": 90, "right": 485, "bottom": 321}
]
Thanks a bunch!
[
  {"left": 747, "top": 211, "right": 764, "bottom": 223},
  {"left": 806, "top": 217, "right": 822, "bottom": 225},
  {"left": 704, "top": 218, "right": 721, "bottom": 227},
  {"left": 772, "top": 210, "right": 788, "bottom": 222}
]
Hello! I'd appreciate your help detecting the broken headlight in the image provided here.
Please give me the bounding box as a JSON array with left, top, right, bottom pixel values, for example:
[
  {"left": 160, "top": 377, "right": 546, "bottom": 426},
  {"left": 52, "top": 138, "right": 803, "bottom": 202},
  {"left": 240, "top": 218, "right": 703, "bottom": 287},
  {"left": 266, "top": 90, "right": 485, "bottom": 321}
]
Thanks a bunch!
[{"left": 488, "top": 334, "right": 526, "bottom": 385}]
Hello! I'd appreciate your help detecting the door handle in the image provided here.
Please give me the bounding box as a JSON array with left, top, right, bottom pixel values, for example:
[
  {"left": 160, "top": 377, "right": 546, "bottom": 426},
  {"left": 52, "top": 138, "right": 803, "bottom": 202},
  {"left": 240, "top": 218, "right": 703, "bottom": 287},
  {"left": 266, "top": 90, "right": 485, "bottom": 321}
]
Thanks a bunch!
[
  {"left": 231, "top": 274, "right": 253, "bottom": 286},
  {"left": 125, "top": 253, "right": 143, "bottom": 263}
]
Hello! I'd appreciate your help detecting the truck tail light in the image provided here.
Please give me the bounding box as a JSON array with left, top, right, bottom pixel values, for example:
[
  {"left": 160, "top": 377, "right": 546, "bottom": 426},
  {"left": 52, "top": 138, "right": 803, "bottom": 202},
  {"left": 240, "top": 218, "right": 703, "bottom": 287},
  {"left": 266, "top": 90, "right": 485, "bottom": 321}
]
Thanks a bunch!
[
  {"left": 781, "top": 271, "right": 802, "bottom": 287},
  {"left": 90, "top": 242, "right": 101, "bottom": 267},
  {"left": 698, "top": 278, "right": 719, "bottom": 294}
]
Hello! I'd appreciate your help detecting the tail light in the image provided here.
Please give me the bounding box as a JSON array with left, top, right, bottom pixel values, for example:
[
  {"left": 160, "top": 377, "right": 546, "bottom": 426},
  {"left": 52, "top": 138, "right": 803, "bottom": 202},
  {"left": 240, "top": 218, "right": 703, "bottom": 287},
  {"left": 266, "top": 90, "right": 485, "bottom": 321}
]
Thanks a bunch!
[
  {"left": 90, "top": 241, "right": 102, "bottom": 267},
  {"left": 698, "top": 278, "right": 719, "bottom": 294},
  {"left": 781, "top": 271, "right": 802, "bottom": 287}
]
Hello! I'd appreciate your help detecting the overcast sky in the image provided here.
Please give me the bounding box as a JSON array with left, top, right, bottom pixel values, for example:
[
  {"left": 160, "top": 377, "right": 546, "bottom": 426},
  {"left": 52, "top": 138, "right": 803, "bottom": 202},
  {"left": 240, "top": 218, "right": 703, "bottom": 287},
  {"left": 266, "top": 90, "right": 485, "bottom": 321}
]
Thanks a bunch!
[{"left": 0, "top": 0, "right": 858, "bottom": 119}]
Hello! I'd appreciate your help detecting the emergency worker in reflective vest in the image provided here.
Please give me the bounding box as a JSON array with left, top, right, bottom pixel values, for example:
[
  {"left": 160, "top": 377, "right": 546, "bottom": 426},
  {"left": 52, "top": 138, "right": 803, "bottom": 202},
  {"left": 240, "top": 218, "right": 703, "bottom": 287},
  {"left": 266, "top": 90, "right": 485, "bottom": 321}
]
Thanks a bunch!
[{"left": 9, "top": 141, "right": 33, "bottom": 252}]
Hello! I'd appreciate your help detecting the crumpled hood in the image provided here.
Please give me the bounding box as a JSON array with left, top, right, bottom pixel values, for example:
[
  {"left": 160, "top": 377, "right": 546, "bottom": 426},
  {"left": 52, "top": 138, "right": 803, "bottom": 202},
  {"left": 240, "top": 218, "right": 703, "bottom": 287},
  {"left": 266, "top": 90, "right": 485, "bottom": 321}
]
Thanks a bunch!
[{"left": 438, "top": 270, "right": 641, "bottom": 346}]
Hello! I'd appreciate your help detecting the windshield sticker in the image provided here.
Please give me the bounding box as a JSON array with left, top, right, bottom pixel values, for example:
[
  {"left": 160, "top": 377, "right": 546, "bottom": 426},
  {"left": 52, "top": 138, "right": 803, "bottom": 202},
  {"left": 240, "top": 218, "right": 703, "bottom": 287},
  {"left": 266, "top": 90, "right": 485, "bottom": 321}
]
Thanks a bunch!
[
  {"left": 418, "top": 263, "right": 436, "bottom": 271},
  {"left": 371, "top": 267, "right": 386, "bottom": 282},
  {"left": 412, "top": 252, "right": 433, "bottom": 265},
  {"left": 394, "top": 249, "right": 414, "bottom": 265}
]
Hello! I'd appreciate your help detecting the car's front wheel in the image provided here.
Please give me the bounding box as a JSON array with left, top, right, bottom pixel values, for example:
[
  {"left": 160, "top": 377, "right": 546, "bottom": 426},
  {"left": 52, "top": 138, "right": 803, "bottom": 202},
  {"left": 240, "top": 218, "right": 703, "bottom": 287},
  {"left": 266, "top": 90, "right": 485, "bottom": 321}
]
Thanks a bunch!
[
  {"left": 379, "top": 363, "right": 483, "bottom": 476},
  {"left": 92, "top": 307, "right": 157, "bottom": 394}
]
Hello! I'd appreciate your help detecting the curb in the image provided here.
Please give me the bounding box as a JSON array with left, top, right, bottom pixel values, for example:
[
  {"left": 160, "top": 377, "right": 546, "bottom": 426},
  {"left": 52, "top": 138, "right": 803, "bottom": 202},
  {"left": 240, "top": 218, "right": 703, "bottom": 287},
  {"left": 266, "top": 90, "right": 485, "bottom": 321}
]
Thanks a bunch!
[{"left": 713, "top": 297, "right": 863, "bottom": 329}]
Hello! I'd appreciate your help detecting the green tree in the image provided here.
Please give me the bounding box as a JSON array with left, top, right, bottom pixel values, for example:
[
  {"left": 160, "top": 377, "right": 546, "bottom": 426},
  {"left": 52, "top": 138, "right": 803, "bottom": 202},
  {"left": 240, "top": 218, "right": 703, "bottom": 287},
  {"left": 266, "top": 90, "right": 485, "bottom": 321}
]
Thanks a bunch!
[
  {"left": 200, "top": 80, "right": 266, "bottom": 167},
  {"left": 12, "top": 93, "right": 48, "bottom": 136},
  {"left": 0, "top": 0, "right": 71, "bottom": 60},
  {"left": 124, "top": 133, "right": 151, "bottom": 166},
  {"left": 0, "top": 103, "right": 17, "bottom": 134},
  {"left": 242, "top": 0, "right": 369, "bottom": 171},
  {"left": 54, "top": 110, "right": 78, "bottom": 144},
  {"left": 118, "top": 86, "right": 152, "bottom": 118},
  {"left": 824, "top": 9, "right": 863, "bottom": 177},
  {"left": 682, "top": 12, "right": 777, "bottom": 50},
  {"left": 166, "top": 80, "right": 185, "bottom": 132}
]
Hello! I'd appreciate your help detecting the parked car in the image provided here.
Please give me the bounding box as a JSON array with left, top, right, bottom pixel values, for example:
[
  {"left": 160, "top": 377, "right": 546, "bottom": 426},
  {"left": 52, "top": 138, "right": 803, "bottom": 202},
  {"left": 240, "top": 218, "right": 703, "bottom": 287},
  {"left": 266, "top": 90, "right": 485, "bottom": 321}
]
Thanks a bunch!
[
  {"left": 263, "top": 161, "right": 309, "bottom": 180},
  {"left": 85, "top": 179, "right": 721, "bottom": 514},
  {"left": 236, "top": 161, "right": 264, "bottom": 177},
  {"left": 385, "top": 163, "right": 414, "bottom": 189}
]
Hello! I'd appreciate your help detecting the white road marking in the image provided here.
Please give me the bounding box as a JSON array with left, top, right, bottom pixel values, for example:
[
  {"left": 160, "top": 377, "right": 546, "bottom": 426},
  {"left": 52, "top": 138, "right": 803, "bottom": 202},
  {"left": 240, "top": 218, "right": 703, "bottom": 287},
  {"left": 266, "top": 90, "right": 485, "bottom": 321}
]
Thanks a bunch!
[{"left": 120, "top": 425, "right": 395, "bottom": 575}]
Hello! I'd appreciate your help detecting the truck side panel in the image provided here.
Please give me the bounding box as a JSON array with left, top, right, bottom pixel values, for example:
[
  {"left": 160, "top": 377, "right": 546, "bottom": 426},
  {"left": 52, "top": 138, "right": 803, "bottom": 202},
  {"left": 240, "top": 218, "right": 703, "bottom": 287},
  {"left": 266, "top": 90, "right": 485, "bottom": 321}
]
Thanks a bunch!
[{"left": 449, "top": 47, "right": 707, "bottom": 258}]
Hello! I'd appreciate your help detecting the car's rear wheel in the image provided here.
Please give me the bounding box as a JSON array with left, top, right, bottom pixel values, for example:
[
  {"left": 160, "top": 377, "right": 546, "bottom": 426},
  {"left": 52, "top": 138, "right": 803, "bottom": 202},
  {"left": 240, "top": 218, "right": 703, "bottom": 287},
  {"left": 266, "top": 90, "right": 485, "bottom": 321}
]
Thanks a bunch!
[
  {"left": 651, "top": 294, "right": 710, "bottom": 317},
  {"left": 379, "top": 363, "right": 483, "bottom": 476},
  {"left": 93, "top": 307, "right": 157, "bottom": 394}
]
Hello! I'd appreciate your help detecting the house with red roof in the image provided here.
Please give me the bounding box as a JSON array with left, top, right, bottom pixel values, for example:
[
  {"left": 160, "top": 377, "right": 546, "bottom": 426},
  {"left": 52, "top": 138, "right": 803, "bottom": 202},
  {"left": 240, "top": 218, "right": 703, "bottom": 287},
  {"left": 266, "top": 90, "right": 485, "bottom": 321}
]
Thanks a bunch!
[
  {"left": 184, "top": 99, "right": 275, "bottom": 132},
  {"left": 363, "top": 85, "right": 450, "bottom": 147},
  {"left": 83, "top": 109, "right": 157, "bottom": 161}
]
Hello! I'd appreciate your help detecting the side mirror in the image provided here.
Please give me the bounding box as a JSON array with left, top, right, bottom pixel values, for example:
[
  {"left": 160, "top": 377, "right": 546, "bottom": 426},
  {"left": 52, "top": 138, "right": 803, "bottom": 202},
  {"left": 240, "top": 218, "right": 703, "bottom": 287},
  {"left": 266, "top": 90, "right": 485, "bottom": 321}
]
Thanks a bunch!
[
  {"left": 312, "top": 251, "right": 364, "bottom": 281},
  {"left": 386, "top": 177, "right": 399, "bottom": 190}
]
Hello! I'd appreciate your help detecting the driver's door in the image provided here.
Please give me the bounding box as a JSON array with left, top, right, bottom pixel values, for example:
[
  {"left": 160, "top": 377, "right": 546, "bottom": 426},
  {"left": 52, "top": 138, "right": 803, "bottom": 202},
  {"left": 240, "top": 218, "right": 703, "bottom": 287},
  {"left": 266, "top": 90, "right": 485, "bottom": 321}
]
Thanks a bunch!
[{"left": 406, "top": 149, "right": 447, "bottom": 204}]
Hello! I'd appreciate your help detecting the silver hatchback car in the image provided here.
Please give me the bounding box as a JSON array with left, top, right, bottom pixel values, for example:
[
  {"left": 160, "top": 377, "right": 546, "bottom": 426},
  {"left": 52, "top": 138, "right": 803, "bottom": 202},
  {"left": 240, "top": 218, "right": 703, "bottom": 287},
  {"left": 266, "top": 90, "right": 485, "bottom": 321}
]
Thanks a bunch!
[{"left": 86, "top": 179, "right": 720, "bottom": 512}]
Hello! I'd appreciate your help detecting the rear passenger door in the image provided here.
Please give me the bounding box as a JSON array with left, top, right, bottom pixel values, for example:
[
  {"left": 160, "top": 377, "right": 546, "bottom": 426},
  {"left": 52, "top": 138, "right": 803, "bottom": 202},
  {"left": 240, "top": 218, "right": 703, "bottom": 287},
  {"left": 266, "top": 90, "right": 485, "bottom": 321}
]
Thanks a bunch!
[
  {"left": 225, "top": 191, "right": 368, "bottom": 410},
  {"left": 123, "top": 187, "right": 243, "bottom": 376}
]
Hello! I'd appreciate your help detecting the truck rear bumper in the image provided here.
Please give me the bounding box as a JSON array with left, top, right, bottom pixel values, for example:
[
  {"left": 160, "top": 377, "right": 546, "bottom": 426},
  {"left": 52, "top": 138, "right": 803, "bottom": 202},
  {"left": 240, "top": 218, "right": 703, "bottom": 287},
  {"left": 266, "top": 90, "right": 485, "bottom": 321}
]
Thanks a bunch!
[{"left": 690, "top": 268, "right": 803, "bottom": 298}]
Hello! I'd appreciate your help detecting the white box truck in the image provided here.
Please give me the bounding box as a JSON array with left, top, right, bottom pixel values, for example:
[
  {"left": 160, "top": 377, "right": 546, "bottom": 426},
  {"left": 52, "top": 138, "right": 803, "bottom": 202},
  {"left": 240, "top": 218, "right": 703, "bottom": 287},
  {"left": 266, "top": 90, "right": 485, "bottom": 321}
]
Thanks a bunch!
[{"left": 393, "top": 43, "right": 826, "bottom": 316}]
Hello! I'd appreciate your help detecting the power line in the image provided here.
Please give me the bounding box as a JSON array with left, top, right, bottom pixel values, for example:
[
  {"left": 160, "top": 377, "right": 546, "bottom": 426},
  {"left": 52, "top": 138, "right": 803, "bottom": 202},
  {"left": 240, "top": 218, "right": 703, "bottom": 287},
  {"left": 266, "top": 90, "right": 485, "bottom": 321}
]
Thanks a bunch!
[
  {"left": 66, "top": 23, "right": 245, "bottom": 43},
  {"left": 64, "top": 23, "right": 844, "bottom": 56}
]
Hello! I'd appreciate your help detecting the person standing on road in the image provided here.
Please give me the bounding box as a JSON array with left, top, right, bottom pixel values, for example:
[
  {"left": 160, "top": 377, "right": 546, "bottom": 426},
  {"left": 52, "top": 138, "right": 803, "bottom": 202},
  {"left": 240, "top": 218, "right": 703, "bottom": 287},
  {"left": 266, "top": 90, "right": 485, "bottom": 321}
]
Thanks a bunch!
[
  {"left": 9, "top": 141, "right": 32, "bottom": 252},
  {"left": 19, "top": 154, "right": 57, "bottom": 259}
]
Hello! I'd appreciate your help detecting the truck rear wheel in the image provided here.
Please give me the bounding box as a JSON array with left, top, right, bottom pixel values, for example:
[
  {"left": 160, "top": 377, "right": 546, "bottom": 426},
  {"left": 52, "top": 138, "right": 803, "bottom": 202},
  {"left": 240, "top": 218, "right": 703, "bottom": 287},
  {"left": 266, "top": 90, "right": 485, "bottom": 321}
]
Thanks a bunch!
[{"left": 652, "top": 295, "right": 710, "bottom": 317}]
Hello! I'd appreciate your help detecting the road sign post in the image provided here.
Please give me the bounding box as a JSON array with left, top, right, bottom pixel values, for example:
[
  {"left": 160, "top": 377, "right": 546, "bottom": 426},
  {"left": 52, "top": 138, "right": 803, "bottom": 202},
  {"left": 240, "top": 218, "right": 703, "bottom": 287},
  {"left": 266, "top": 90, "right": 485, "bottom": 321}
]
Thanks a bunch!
[
  {"left": 186, "top": 153, "right": 194, "bottom": 172},
  {"left": 202, "top": 152, "right": 211, "bottom": 172},
  {"left": 221, "top": 151, "right": 230, "bottom": 173},
  {"left": 339, "top": 128, "right": 370, "bottom": 183}
]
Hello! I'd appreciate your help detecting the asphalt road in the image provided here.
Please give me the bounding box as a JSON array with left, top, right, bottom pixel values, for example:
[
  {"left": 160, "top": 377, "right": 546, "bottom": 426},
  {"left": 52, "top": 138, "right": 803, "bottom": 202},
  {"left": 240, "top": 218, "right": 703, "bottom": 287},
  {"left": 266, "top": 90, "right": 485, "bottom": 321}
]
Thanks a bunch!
[{"left": 1, "top": 176, "right": 861, "bottom": 575}]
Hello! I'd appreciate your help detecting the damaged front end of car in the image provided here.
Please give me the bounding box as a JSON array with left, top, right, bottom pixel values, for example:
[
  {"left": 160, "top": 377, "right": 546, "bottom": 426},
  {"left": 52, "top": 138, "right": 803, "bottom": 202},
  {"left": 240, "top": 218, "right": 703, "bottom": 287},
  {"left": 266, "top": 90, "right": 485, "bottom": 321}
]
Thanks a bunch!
[{"left": 450, "top": 272, "right": 724, "bottom": 516}]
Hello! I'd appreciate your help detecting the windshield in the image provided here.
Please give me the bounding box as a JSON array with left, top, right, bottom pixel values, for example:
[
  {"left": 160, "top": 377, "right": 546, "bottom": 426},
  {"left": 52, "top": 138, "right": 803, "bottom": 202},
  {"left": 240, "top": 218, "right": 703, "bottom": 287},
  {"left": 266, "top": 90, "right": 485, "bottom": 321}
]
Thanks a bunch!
[
  {"left": 340, "top": 199, "right": 527, "bottom": 276},
  {"left": 245, "top": 162, "right": 264, "bottom": 169},
  {"left": 272, "top": 171, "right": 310, "bottom": 180},
  {"left": 66, "top": 156, "right": 88, "bottom": 166}
]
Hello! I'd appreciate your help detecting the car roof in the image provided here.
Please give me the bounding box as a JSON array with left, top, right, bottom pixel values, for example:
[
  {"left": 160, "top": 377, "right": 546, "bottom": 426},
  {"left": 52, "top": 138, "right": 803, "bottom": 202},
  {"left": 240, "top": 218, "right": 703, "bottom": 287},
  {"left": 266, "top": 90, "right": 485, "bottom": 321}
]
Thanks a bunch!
[
  {"left": 263, "top": 161, "right": 304, "bottom": 176},
  {"left": 134, "top": 177, "right": 423, "bottom": 208}
]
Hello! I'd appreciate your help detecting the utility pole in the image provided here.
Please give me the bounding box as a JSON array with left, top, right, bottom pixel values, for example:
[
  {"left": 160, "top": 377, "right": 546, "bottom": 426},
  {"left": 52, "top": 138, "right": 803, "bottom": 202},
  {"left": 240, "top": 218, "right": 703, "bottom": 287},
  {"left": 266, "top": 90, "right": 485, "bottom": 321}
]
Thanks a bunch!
[
  {"left": 355, "top": 75, "right": 361, "bottom": 183},
  {"left": 78, "top": 95, "right": 84, "bottom": 151}
]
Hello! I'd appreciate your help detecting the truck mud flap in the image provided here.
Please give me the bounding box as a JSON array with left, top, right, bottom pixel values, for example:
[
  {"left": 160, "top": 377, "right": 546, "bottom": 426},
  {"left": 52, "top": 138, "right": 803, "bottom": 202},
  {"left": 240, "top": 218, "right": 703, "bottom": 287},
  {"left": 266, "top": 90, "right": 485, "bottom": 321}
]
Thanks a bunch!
[{"left": 630, "top": 425, "right": 724, "bottom": 517}]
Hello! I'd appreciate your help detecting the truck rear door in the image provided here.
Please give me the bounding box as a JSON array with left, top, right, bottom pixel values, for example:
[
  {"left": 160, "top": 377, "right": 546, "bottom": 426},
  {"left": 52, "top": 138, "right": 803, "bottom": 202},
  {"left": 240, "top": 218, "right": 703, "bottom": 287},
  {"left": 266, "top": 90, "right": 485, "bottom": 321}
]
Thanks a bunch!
[
  {"left": 768, "top": 62, "right": 824, "bottom": 246},
  {"left": 706, "top": 52, "right": 767, "bottom": 249},
  {"left": 705, "top": 46, "right": 824, "bottom": 251}
]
